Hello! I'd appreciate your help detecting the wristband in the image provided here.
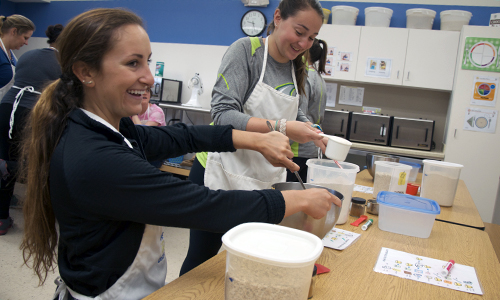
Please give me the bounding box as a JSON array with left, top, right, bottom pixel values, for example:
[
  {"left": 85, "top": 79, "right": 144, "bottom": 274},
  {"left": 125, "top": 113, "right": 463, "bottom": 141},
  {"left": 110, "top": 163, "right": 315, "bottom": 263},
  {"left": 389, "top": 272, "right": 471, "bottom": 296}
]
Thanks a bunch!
[
  {"left": 275, "top": 120, "right": 279, "bottom": 131},
  {"left": 279, "top": 119, "right": 287, "bottom": 136}
]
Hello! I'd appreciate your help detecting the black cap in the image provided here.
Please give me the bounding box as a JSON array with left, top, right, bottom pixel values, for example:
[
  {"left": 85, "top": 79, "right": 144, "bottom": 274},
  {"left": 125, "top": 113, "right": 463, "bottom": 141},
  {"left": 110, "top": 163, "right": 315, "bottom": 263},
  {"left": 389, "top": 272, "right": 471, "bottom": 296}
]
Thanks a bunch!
[
  {"left": 351, "top": 197, "right": 366, "bottom": 205},
  {"left": 313, "top": 265, "right": 318, "bottom": 276}
]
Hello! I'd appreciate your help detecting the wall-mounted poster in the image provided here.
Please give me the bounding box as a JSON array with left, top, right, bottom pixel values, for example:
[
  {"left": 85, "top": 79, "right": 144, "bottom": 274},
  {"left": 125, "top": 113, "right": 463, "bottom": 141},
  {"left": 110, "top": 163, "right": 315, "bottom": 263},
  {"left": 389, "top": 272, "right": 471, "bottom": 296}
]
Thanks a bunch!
[
  {"left": 365, "top": 57, "right": 392, "bottom": 78},
  {"left": 463, "top": 107, "right": 498, "bottom": 134},
  {"left": 462, "top": 37, "right": 500, "bottom": 72},
  {"left": 471, "top": 75, "right": 498, "bottom": 107}
]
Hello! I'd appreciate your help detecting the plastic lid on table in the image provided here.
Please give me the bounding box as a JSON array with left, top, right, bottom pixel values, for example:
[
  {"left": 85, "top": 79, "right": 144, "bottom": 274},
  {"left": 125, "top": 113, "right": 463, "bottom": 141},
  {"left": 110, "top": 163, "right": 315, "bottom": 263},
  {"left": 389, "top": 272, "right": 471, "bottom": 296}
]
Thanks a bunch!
[
  {"left": 400, "top": 161, "right": 421, "bottom": 168},
  {"left": 422, "top": 159, "right": 463, "bottom": 169},
  {"left": 377, "top": 191, "right": 440, "bottom": 215}
]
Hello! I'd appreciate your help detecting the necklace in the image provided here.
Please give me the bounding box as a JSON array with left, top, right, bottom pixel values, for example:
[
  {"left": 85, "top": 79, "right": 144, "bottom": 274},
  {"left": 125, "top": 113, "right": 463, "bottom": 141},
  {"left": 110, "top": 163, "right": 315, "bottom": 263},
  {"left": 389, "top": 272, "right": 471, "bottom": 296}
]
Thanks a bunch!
[{"left": 48, "top": 46, "right": 58, "bottom": 52}]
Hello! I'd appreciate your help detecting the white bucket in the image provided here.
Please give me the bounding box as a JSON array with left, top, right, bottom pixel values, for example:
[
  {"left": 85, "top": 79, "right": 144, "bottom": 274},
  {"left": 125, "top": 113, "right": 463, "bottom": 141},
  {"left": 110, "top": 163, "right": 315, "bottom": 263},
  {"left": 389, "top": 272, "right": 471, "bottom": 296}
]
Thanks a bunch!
[
  {"left": 365, "top": 7, "right": 393, "bottom": 27},
  {"left": 331, "top": 5, "right": 359, "bottom": 25},
  {"left": 406, "top": 8, "right": 436, "bottom": 30},
  {"left": 440, "top": 10, "right": 472, "bottom": 31}
]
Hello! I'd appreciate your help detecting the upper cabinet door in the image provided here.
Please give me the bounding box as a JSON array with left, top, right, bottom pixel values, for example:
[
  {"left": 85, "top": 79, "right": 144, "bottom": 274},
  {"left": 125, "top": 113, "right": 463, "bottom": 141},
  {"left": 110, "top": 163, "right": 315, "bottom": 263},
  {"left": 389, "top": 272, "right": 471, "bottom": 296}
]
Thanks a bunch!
[
  {"left": 316, "top": 24, "right": 361, "bottom": 81},
  {"left": 403, "top": 30, "right": 460, "bottom": 91},
  {"left": 355, "top": 27, "right": 409, "bottom": 85}
]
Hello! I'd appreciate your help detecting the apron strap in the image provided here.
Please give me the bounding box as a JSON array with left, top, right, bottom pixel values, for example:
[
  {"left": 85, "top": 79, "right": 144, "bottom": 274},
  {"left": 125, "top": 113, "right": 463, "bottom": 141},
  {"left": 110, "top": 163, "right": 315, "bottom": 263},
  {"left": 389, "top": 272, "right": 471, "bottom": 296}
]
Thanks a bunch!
[
  {"left": 259, "top": 37, "right": 298, "bottom": 95},
  {"left": 9, "top": 86, "right": 41, "bottom": 139}
]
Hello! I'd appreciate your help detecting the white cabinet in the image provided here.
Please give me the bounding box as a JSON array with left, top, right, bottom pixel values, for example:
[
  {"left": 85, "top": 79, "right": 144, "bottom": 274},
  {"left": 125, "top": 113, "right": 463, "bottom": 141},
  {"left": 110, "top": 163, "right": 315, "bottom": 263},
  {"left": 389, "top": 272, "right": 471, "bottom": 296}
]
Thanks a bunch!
[
  {"left": 317, "top": 24, "right": 361, "bottom": 81},
  {"left": 403, "top": 29, "right": 460, "bottom": 90},
  {"left": 355, "top": 27, "right": 459, "bottom": 90},
  {"left": 355, "top": 27, "right": 409, "bottom": 85}
]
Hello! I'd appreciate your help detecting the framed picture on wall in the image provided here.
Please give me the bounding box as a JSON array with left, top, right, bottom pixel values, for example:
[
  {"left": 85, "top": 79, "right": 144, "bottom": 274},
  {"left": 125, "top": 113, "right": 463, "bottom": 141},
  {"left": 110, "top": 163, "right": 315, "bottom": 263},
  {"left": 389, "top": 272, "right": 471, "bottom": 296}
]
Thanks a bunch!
[{"left": 160, "top": 78, "right": 182, "bottom": 103}]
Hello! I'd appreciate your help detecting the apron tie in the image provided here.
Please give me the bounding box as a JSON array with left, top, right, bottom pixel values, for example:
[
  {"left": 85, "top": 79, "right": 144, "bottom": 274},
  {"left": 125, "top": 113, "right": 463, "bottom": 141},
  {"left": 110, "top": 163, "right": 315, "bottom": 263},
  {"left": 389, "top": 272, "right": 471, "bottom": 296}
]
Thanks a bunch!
[{"left": 9, "top": 86, "right": 41, "bottom": 139}]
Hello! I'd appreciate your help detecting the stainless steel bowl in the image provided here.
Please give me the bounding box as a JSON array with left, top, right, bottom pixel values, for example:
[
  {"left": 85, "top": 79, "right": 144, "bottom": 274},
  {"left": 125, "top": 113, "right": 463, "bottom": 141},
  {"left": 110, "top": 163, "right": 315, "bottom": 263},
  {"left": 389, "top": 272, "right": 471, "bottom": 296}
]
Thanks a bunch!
[
  {"left": 272, "top": 182, "right": 344, "bottom": 239},
  {"left": 366, "top": 153, "right": 399, "bottom": 178}
]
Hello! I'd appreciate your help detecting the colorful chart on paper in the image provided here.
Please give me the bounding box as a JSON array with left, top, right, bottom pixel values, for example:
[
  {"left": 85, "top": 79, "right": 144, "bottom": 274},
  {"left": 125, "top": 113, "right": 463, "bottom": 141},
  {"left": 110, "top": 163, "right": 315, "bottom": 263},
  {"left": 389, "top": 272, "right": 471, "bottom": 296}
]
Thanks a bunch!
[
  {"left": 462, "top": 37, "right": 500, "bottom": 72},
  {"left": 374, "top": 247, "right": 483, "bottom": 295}
]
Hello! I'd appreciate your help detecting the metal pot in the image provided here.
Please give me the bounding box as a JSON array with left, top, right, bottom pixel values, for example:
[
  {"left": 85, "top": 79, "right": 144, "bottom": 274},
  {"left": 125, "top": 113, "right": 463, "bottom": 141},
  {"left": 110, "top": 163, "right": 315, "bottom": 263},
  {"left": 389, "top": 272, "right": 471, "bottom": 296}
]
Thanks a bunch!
[
  {"left": 366, "top": 199, "right": 379, "bottom": 215},
  {"left": 272, "top": 182, "right": 344, "bottom": 239}
]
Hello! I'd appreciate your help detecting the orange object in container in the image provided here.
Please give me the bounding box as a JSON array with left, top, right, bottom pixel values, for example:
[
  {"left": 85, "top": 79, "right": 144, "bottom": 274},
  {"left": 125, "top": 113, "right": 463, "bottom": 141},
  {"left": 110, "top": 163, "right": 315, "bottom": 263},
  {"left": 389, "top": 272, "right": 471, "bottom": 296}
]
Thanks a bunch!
[{"left": 406, "top": 183, "right": 419, "bottom": 195}]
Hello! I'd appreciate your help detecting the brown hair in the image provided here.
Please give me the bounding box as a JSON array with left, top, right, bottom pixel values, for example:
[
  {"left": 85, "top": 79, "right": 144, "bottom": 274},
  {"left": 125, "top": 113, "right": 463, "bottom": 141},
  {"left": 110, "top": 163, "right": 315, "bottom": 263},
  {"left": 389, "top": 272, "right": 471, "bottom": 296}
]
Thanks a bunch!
[
  {"left": 19, "top": 8, "right": 143, "bottom": 285},
  {"left": 0, "top": 14, "right": 35, "bottom": 36},
  {"left": 266, "top": 0, "right": 323, "bottom": 95},
  {"left": 309, "top": 38, "right": 328, "bottom": 75}
]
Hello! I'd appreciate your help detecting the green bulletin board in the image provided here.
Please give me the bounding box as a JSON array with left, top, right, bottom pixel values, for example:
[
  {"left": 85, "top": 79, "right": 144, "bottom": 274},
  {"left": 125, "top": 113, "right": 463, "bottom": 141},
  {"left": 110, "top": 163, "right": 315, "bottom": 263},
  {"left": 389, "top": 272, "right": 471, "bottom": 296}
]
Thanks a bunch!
[{"left": 462, "top": 37, "right": 500, "bottom": 72}]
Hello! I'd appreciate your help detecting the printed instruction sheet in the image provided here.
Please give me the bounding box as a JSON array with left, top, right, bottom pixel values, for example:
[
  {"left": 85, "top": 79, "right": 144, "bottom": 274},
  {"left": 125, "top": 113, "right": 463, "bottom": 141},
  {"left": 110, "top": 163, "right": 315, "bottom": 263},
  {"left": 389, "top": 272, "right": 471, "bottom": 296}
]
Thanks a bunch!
[
  {"left": 322, "top": 228, "right": 361, "bottom": 250},
  {"left": 374, "top": 247, "right": 483, "bottom": 295},
  {"left": 339, "top": 86, "right": 364, "bottom": 106}
]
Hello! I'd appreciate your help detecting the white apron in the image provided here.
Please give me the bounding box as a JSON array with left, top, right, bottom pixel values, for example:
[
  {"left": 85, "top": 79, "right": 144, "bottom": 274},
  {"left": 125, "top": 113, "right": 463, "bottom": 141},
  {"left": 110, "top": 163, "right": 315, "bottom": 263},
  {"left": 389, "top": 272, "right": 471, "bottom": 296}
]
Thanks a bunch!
[
  {"left": 53, "top": 225, "right": 167, "bottom": 300},
  {"left": 0, "top": 38, "right": 16, "bottom": 100},
  {"left": 205, "top": 37, "right": 299, "bottom": 191}
]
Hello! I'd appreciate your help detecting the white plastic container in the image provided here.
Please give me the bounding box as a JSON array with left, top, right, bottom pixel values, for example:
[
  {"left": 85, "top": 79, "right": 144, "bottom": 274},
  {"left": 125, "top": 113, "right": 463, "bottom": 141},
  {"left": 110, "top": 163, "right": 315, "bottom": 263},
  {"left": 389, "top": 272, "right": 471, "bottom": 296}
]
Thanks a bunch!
[
  {"left": 331, "top": 5, "right": 359, "bottom": 25},
  {"left": 307, "top": 159, "right": 360, "bottom": 225},
  {"left": 365, "top": 7, "right": 393, "bottom": 27},
  {"left": 377, "top": 192, "right": 440, "bottom": 238},
  {"left": 319, "top": 133, "right": 352, "bottom": 161},
  {"left": 373, "top": 161, "right": 412, "bottom": 197},
  {"left": 440, "top": 10, "right": 472, "bottom": 31},
  {"left": 406, "top": 8, "right": 436, "bottom": 29},
  {"left": 420, "top": 160, "right": 464, "bottom": 206},
  {"left": 400, "top": 161, "right": 421, "bottom": 182},
  {"left": 222, "top": 223, "right": 323, "bottom": 300}
]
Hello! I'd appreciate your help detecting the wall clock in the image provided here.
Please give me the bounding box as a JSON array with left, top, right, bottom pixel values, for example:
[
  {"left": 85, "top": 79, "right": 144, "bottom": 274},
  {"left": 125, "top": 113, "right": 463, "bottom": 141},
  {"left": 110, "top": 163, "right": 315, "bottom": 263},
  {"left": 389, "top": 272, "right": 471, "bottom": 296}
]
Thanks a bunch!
[{"left": 241, "top": 10, "right": 267, "bottom": 37}]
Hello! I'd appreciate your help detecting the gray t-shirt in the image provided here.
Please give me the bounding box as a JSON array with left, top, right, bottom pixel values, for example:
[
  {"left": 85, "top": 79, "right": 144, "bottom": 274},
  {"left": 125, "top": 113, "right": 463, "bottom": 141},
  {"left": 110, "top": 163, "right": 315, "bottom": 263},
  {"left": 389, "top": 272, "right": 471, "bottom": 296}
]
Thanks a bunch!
[
  {"left": 211, "top": 37, "right": 307, "bottom": 130},
  {"left": 296, "top": 67, "right": 327, "bottom": 158},
  {"left": 1, "top": 48, "right": 61, "bottom": 109}
]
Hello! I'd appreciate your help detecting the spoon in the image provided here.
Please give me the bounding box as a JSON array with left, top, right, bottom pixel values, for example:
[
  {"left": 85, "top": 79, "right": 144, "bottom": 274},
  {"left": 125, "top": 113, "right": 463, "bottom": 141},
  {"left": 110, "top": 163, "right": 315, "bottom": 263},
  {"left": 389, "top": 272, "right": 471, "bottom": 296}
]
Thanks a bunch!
[{"left": 266, "top": 121, "right": 306, "bottom": 190}]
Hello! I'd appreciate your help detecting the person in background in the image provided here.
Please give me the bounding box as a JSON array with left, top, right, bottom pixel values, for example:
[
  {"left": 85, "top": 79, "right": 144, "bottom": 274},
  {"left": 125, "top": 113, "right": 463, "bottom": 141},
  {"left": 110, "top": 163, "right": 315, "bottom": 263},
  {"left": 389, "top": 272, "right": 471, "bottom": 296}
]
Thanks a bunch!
[
  {"left": 180, "top": 0, "right": 327, "bottom": 276},
  {"left": 131, "top": 89, "right": 166, "bottom": 126},
  {"left": 287, "top": 38, "right": 329, "bottom": 182},
  {"left": 18, "top": 9, "right": 339, "bottom": 299},
  {"left": 0, "top": 15, "right": 35, "bottom": 100},
  {"left": 0, "top": 24, "right": 61, "bottom": 235}
]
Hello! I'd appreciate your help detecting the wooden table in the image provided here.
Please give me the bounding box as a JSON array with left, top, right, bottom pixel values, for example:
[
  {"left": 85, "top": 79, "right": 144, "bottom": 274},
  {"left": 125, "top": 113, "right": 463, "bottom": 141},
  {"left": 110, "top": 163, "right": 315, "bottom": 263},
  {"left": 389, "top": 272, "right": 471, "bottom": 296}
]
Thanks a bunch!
[
  {"left": 354, "top": 169, "right": 485, "bottom": 230},
  {"left": 145, "top": 214, "right": 500, "bottom": 299}
]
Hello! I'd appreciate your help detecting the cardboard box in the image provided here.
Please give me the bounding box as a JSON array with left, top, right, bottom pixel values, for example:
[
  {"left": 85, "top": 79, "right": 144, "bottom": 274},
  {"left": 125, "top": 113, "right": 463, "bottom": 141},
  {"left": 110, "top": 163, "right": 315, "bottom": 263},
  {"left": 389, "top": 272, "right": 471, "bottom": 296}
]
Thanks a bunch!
[{"left": 490, "top": 13, "right": 500, "bottom": 27}]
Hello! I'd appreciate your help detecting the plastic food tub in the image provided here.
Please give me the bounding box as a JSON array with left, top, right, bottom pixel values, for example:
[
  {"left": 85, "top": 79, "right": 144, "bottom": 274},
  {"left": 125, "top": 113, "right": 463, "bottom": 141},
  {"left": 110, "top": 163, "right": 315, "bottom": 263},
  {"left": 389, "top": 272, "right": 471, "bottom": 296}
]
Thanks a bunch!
[
  {"left": 365, "top": 7, "right": 393, "bottom": 27},
  {"left": 420, "top": 160, "right": 464, "bottom": 206},
  {"left": 322, "top": 8, "right": 331, "bottom": 24},
  {"left": 377, "top": 191, "right": 440, "bottom": 238},
  {"left": 399, "top": 161, "right": 421, "bottom": 182},
  {"left": 306, "top": 159, "right": 359, "bottom": 226},
  {"left": 406, "top": 8, "right": 436, "bottom": 29},
  {"left": 440, "top": 10, "right": 472, "bottom": 31},
  {"left": 222, "top": 223, "right": 323, "bottom": 300},
  {"left": 373, "top": 161, "right": 412, "bottom": 197},
  {"left": 331, "top": 5, "right": 359, "bottom": 25}
]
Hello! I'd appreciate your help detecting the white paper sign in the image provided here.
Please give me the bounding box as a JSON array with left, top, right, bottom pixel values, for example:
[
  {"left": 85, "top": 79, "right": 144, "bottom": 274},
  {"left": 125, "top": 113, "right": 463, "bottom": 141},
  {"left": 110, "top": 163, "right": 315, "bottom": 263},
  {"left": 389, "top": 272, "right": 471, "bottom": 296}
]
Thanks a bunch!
[
  {"left": 325, "top": 82, "right": 337, "bottom": 108},
  {"left": 365, "top": 57, "right": 392, "bottom": 78},
  {"left": 470, "top": 75, "right": 498, "bottom": 107},
  {"left": 463, "top": 107, "right": 498, "bottom": 133},
  {"left": 322, "top": 228, "right": 361, "bottom": 250},
  {"left": 339, "top": 86, "right": 364, "bottom": 106}
]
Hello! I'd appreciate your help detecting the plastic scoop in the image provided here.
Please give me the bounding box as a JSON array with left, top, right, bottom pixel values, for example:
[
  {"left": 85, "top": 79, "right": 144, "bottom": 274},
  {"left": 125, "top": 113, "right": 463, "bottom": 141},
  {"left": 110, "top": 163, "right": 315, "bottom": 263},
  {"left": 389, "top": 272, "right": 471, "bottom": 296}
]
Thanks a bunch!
[{"left": 319, "top": 133, "right": 352, "bottom": 168}]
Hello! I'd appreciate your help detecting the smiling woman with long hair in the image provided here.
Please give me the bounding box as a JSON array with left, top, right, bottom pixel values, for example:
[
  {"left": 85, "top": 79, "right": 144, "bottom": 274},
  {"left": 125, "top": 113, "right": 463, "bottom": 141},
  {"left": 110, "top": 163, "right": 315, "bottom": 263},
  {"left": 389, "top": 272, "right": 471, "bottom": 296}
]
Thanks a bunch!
[{"left": 18, "top": 8, "right": 339, "bottom": 299}]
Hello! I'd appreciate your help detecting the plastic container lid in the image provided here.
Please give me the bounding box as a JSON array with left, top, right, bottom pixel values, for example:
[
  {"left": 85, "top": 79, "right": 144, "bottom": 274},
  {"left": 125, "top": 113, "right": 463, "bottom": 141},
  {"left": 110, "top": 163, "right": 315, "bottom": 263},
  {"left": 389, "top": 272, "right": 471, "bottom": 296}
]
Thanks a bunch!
[
  {"left": 377, "top": 191, "right": 441, "bottom": 215},
  {"left": 440, "top": 10, "right": 472, "bottom": 18},
  {"left": 365, "top": 7, "right": 393, "bottom": 15},
  {"left": 406, "top": 8, "right": 436, "bottom": 17},
  {"left": 351, "top": 197, "right": 366, "bottom": 204},
  {"left": 400, "top": 161, "right": 421, "bottom": 169},
  {"left": 222, "top": 223, "right": 323, "bottom": 267},
  {"left": 422, "top": 160, "right": 463, "bottom": 169},
  {"left": 306, "top": 159, "right": 360, "bottom": 173},
  {"left": 332, "top": 5, "right": 359, "bottom": 14}
]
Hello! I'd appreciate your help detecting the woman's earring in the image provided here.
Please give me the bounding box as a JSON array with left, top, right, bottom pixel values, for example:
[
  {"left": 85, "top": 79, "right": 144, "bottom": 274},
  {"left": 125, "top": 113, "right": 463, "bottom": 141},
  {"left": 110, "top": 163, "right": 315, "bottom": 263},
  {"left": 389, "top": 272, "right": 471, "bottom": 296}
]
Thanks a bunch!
[{"left": 82, "top": 80, "right": 93, "bottom": 85}]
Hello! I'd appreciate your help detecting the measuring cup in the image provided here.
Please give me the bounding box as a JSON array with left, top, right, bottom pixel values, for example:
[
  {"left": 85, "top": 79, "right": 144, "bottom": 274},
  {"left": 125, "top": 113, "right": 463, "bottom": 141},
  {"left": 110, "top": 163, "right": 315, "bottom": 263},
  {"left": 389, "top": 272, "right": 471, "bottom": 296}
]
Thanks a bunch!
[{"left": 319, "top": 133, "right": 352, "bottom": 162}]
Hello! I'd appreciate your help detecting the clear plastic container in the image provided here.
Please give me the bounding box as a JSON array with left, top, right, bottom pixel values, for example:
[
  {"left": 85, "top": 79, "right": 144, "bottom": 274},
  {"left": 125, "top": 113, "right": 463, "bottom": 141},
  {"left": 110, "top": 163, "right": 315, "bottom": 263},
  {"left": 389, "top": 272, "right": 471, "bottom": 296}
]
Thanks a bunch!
[
  {"left": 365, "top": 7, "right": 393, "bottom": 27},
  {"left": 440, "top": 10, "right": 472, "bottom": 31},
  {"left": 420, "top": 160, "right": 464, "bottom": 206},
  {"left": 222, "top": 223, "right": 323, "bottom": 300},
  {"left": 400, "top": 161, "right": 421, "bottom": 182},
  {"left": 373, "top": 161, "right": 412, "bottom": 197},
  {"left": 377, "top": 192, "right": 440, "bottom": 238},
  {"left": 307, "top": 159, "right": 360, "bottom": 225},
  {"left": 331, "top": 5, "right": 359, "bottom": 25},
  {"left": 406, "top": 8, "right": 436, "bottom": 29}
]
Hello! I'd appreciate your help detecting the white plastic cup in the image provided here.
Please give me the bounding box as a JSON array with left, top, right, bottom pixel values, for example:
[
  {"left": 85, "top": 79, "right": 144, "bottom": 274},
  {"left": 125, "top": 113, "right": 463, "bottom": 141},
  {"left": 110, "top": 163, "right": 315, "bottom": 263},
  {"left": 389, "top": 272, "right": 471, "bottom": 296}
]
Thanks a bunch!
[
  {"left": 306, "top": 159, "right": 360, "bottom": 225},
  {"left": 420, "top": 160, "right": 463, "bottom": 206},
  {"left": 440, "top": 10, "right": 472, "bottom": 31},
  {"left": 406, "top": 8, "right": 436, "bottom": 29},
  {"left": 365, "top": 7, "right": 393, "bottom": 27},
  {"left": 331, "top": 5, "right": 359, "bottom": 25},
  {"left": 319, "top": 133, "right": 352, "bottom": 161},
  {"left": 222, "top": 223, "right": 323, "bottom": 300},
  {"left": 373, "top": 161, "right": 412, "bottom": 197}
]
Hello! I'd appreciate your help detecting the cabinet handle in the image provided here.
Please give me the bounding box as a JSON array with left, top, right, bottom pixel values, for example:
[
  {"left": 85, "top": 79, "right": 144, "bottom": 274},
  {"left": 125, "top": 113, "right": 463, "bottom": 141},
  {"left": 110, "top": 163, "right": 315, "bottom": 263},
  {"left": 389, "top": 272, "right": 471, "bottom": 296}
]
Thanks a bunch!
[
  {"left": 354, "top": 121, "right": 357, "bottom": 133},
  {"left": 380, "top": 124, "right": 385, "bottom": 137},
  {"left": 396, "top": 126, "right": 399, "bottom": 139},
  {"left": 340, "top": 119, "right": 344, "bottom": 132},
  {"left": 425, "top": 128, "right": 428, "bottom": 142},
  {"left": 407, "top": 71, "right": 410, "bottom": 81},
  {"left": 397, "top": 71, "right": 399, "bottom": 79}
]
